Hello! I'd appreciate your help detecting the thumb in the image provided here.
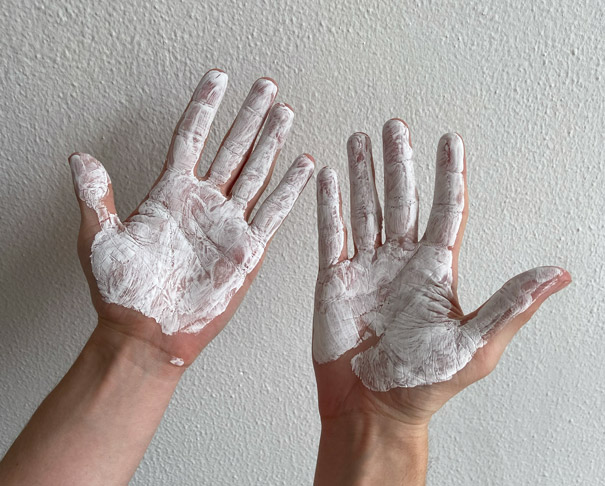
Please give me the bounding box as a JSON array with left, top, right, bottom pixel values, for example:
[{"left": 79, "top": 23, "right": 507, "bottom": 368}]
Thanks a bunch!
[
  {"left": 463, "top": 266, "right": 571, "bottom": 352},
  {"left": 68, "top": 152, "right": 121, "bottom": 238}
]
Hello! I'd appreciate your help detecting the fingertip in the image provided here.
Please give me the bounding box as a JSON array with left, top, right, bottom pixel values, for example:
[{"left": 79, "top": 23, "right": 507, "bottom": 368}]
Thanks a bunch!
[
  {"left": 559, "top": 268, "right": 572, "bottom": 285},
  {"left": 203, "top": 69, "right": 228, "bottom": 85},
  {"left": 534, "top": 265, "right": 566, "bottom": 281},
  {"left": 437, "top": 132, "right": 464, "bottom": 172},
  {"left": 258, "top": 75, "right": 278, "bottom": 87},
  {"left": 294, "top": 153, "right": 315, "bottom": 176},
  {"left": 387, "top": 117, "right": 409, "bottom": 127},
  {"left": 383, "top": 118, "right": 413, "bottom": 159},
  {"left": 317, "top": 165, "right": 339, "bottom": 197},
  {"left": 68, "top": 152, "right": 93, "bottom": 180},
  {"left": 254, "top": 76, "right": 278, "bottom": 97},
  {"left": 439, "top": 131, "right": 464, "bottom": 151},
  {"left": 270, "top": 102, "right": 295, "bottom": 124},
  {"left": 348, "top": 131, "right": 371, "bottom": 146},
  {"left": 68, "top": 153, "right": 82, "bottom": 179},
  {"left": 347, "top": 132, "right": 372, "bottom": 163},
  {"left": 440, "top": 131, "right": 461, "bottom": 141},
  {"left": 194, "top": 70, "right": 228, "bottom": 105},
  {"left": 205, "top": 67, "right": 228, "bottom": 80},
  {"left": 69, "top": 151, "right": 93, "bottom": 165},
  {"left": 544, "top": 266, "right": 572, "bottom": 287},
  {"left": 383, "top": 118, "right": 411, "bottom": 139},
  {"left": 68, "top": 153, "right": 110, "bottom": 208},
  {"left": 516, "top": 267, "right": 570, "bottom": 306},
  {"left": 317, "top": 165, "right": 340, "bottom": 197},
  {"left": 317, "top": 166, "right": 338, "bottom": 187},
  {"left": 68, "top": 151, "right": 82, "bottom": 164},
  {"left": 301, "top": 152, "right": 315, "bottom": 164}
]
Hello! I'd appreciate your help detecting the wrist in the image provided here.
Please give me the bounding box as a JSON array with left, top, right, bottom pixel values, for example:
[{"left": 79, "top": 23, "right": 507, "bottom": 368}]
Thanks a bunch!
[
  {"left": 0, "top": 322, "right": 184, "bottom": 485},
  {"left": 315, "top": 413, "right": 429, "bottom": 486},
  {"left": 88, "top": 320, "right": 186, "bottom": 384}
]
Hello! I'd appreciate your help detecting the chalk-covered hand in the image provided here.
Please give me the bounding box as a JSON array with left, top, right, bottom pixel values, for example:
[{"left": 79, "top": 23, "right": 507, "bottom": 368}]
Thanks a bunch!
[
  {"left": 313, "top": 119, "right": 570, "bottom": 424},
  {"left": 69, "top": 69, "right": 314, "bottom": 367}
]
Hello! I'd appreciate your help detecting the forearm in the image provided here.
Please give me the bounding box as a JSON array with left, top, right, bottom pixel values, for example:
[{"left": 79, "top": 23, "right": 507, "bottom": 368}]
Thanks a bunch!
[
  {"left": 314, "top": 415, "right": 429, "bottom": 486},
  {"left": 0, "top": 324, "right": 184, "bottom": 485}
]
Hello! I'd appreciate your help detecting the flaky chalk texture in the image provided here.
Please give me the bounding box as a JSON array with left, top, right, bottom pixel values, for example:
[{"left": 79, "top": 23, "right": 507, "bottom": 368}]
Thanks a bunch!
[
  {"left": 70, "top": 70, "right": 314, "bottom": 335},
  {"left": 313, "top": 121, "right": 564, "bottom": 391}
]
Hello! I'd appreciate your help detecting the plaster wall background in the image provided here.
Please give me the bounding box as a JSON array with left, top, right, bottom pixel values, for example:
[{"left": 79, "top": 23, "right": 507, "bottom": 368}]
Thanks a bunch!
[{"left": 1, "top": 1, "right": 603, "bottom": 484}]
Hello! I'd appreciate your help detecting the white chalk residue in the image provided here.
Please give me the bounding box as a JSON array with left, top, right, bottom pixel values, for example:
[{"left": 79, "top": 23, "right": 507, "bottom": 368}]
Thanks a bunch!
[
  {"left": 70, "top": 70, "right": 314, "bottom": 336},
  {"left": 313, "top": 122, "right": 564, "bottom": 391}
]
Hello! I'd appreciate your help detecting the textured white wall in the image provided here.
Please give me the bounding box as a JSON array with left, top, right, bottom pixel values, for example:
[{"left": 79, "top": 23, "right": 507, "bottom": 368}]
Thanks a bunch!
[{"left": 1, "top": 0, "right": 603, "bottom": 484}]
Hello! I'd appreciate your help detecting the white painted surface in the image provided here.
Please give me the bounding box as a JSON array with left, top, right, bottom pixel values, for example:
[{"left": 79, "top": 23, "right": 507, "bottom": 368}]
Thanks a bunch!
[{"left": 0, "top": 1, "right": 603, "bottom": 484}]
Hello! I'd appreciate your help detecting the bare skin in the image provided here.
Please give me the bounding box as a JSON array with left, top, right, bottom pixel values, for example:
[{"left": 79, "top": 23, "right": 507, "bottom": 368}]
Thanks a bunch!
[
  {"left": 0, "top": 69, "right": 314, "bottom": 486},
  {"left": 313, "top": 119, "right": 571, "bottom": 486}
]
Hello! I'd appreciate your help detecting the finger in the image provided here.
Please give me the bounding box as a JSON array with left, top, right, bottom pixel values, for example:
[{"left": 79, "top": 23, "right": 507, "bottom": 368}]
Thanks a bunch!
[
  {"left": 230, "top": 103, "right": 294, "bottom": 217},
  {"left": 382, "top": 118, "right": 418, "bottom": 245},
  {"left": 250, "top": 154, "right": 315, "bottom": 244},
  {"left": 347, "top": 132, "right": 382, "bottom": 255},
  {"left": 166, "top": 69, "right": 228, "bottom": 174},
  {"left": 462, "top": 266, "right": 570, "bottom": 343},
  {"left": 317, "top": 167, "right": 347, "bottom": 269},
  {"left": 423, "top": 132, "right": 466, "bottom": 248},
  {"left": 68, "top": 152, "right": 121, "bottom": 234},
  {"left": 207, "top": 77, "right": 278, "bottom": 189}
]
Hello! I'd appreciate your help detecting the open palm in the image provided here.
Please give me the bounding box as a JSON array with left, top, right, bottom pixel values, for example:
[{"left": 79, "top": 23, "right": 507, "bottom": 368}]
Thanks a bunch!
[
  {"left": 313, "top": 119, "right": 569, "bottom": 423},
  {"left": 69, "top": 70, "right": 314, "bottom": 364}
]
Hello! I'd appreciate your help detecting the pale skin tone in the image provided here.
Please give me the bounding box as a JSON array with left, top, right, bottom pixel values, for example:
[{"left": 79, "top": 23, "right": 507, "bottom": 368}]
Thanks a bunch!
[
  {"left": 0, "top": 69, "right": 314, "bottom": 485},
  {"left": 312, "top": 119, "right": 571, "bottom": 485}
]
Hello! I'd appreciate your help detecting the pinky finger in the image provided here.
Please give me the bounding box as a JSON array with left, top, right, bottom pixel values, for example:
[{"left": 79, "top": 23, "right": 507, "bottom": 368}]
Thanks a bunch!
[
  {"left": 68, "top": 152, "right": 121, "bottom": 234},
  {"left": 250, "top": 154, "right": 315, "bottom": 244}
]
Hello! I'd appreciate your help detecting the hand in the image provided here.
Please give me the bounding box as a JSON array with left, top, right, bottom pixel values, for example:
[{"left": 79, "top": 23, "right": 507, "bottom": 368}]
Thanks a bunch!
[
  {"left": 69, "top": 69, "right": 314, "bottom": 368},
  {"left": 2, "top": 69, "right": 315, "bottom": 486},
  {"left": 313, "top": 119, "right": 570, "bottom": 428}
]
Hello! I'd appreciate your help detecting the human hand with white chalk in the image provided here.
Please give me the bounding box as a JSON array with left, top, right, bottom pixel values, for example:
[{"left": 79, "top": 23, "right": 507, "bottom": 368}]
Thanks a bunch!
[
  {"left": 69, "top": 69, "right": 314, "bottom": 369},
  {"left": 0, "top": 70, "right": 314, "bottom": 486},
  {"left": 312, "top": 119, "right": 571, "bottom": 485}
]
